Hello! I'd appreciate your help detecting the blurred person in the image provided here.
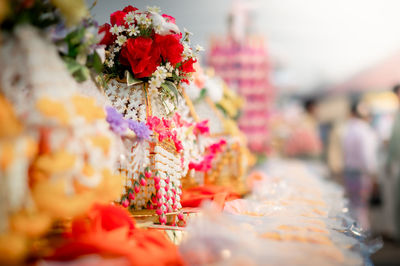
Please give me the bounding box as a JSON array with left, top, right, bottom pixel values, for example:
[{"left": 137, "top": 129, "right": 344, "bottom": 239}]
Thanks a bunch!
[
  {"left": 342, "top": 100, "right": 378, "bottom": 230},
  {"left": 303, "top": 98, "right": 319, "bottom": 131},
  {"left": 284, "top": 98, "right": 322, "bottom": 157},
  {"left": 327, "top": 120, "right": 345, "bottom": 184},
  {"left": 386, "top": 84, "right": 400, "bottom": 239}
]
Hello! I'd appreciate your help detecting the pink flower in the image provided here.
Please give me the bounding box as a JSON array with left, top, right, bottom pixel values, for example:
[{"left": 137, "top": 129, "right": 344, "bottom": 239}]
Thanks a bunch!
[
  {"left": 128, "top": 193, "right": 135, "bottom": 200},
  {"left": 134, "top": 185, "right": 140, "bottom": 193},
  {"left": 121, "top": 198, "right": 129, "bottom": 208},
  {"left": 145, "top": 171, "right": 152, "bottom": 178},
  {"left": 194, "top": 120, "right": 210, "bottom": 136}
]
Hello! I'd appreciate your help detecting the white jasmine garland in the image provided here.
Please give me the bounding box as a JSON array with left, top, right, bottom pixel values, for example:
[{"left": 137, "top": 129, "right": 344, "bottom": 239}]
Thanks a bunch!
[{"left": 113, "top": 46, "right": 121, "bottom": 53}]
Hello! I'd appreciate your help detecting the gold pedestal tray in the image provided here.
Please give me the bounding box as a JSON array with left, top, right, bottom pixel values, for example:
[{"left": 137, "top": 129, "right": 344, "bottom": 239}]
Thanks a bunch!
[
  {"left": 130, "top": 209, "right": 179, "bottom": 226},
  {"left": 130, "top": 207, "right": 201, "bottom": 227}
]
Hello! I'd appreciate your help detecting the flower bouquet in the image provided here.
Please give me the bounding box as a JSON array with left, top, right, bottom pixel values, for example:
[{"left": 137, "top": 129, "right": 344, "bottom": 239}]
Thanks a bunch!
[{"left": 98, "top": 5, "right": 203, "bottom": 224}]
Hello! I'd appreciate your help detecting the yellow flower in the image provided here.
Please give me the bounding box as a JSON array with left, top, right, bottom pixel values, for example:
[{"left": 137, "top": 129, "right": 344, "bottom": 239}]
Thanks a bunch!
[
  {"left": 34, "top": 150, "right": 76, "bottom": 175},
  {"left": 223, "top": 119, "right": 240, "bottom": 136},
  {"left": 10, "top": 211, "right": 52, "bottom": 238},
  {"left": 50, "top": 0, "right": 88, "bottom": 26},
  {"left": 96, "top": 169, "right": 124, "bottom": 202},
  {"left": 0, "top": 94, "right": 22, "bottom": 138},
  {"left": 0, "top": 142, "right": 14, "bottom": 170},
  {"left": 72, "top": 95, "right": 105, "bottom": 123},
  {"left": 32, "top": 178, "right": 95, "bottom": 218},
  {"left": 36, "top": 97, "right": 70, "bottom": 125},
  {"left": 0, "top": 233, "right": 27, "bottom": 264},
  {"left": 90, "top": 135, "right": 111, "bottom": 155}
]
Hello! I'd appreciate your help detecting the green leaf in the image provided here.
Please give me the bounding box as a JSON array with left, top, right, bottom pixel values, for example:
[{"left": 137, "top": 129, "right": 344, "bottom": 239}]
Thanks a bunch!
[
  {"left": 194, "top": 88, "right": 208, "bottom": 104},
  {"left": 63, "top": 57, "right": 89, "bottom": 82},
  {"left": 125, "top": 71, "right": 142, "bottom": 86},
  {"left": 92, "top": 51, "right": 103, "bottom": 73},
  {"left": 161, "top": 80, "right": 180, "bottom": 106},
  {"left": 73, "top": 67, "right": 90, "bottom": 83}
]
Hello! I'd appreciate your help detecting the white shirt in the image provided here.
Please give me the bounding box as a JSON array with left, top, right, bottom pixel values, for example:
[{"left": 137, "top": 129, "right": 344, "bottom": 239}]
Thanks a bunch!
[{"left": 342, "top": 118, "right": 378, "bottom": 174}]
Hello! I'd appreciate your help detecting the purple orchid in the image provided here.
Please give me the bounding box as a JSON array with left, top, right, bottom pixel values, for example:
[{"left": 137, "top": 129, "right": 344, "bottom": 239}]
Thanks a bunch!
[
  {"left": 128, "top": 120, "right": 152, "bottom": 141},
  {"left": 105, "top": 106, "right": 127, "bottom": 135}
]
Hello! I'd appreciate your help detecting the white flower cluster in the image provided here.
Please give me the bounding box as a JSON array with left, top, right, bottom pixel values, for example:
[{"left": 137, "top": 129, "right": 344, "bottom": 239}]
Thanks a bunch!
[
  {"left": 136, "top": 13, "right": 152, "bottom": 27},
  {"left": 147, "top": 6, "right": 161, "bottom": 13},
  {"left": 148, "top": 65, "right": 171, "bottom": 94},
  {"left": 182, "top": 42, "right": 194, "bottom": 61}
]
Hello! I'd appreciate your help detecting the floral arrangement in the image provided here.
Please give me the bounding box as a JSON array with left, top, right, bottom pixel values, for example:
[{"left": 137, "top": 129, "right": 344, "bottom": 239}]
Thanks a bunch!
[{"left": 99, "top": 5, "right": 203, "bottom": 97}]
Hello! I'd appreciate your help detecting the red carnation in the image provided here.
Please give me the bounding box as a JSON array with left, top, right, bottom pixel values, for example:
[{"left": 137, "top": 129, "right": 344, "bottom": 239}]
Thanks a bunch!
[
  {"left": 98, "top": 23, "right": 115, "bottom": 46},
  {"left": 180, "top": 58, "right": 197, "bottom": 73},
  {"left": 162, "top": 14, "right": 176, "bottom": 24},
  {"left": 120, "top": 37, "right": 161, "bottom": 78},
  {"left": 154, "top": 34, "right": 183, "bottom": 66},
  {"left": 123, "top": 5, "right": 138, "bottom": 13},
  {"left": 110, "top": 10, "right": 127, "bottom": 26}
]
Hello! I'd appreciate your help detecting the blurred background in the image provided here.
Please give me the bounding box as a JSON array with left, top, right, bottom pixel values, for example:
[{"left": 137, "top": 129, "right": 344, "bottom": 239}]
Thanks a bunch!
[{"left": 91, "top": 1, "right": 400, "bottom": 264}]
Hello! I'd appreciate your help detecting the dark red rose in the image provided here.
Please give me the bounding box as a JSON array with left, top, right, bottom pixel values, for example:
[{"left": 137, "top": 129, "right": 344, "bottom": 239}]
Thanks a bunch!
[
  {"left": 98, "top": 23, "right": 115, "bottom": 46},
  {"left": 154, "top": 34, "right": 183, "bottom": 66},
  {"left": 180, "top": 58, "right": 197, "bottom": 73},
  {"left": 119, "top": 37, "right": 161, "bottom": 78},
  {"left": 162, "top": 14, "right": 176, "bottom": 24},
  {"left": 123, "top": 5, "right": 138, "bottom": 13},
  {"left": 110, "top": 10, "right": 126, "bottom": 26}
]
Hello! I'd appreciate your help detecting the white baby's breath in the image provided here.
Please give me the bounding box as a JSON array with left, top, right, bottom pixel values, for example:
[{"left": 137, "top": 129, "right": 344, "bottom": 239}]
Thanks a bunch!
[
  {"left": 110, "top": 24, "right": 121, "bottom": 35},
  {"left": 106, "top": 60, "right": 114, "bottom": 68},
  {"left": 183, "top": 27, "right": 193, "bottom": 36},
  {"left": 165, "top": 62, "right": 173, "bottom": 72},
  {"left": 136, "top": 14, "right": 152, "bottom": 27},
  {"left": 182, "top": 43, "right": 194, "bottom": 60},
  {"left": 116, "top": 35, "right": 127, "bottom": 46},
  {"left": 147, "top": 6, "right": 161, "bottom": 13},
  {"left": 154, "top": 66, "right": 168, "bottom": 80},
  {"left": 128, "top": 25, "right": 139, "bottom": 36},
  {"left": 125, "top": 11, "right": 136, "bottom": 24},
  {"left": 195, "top": 45, "right": 204, "bottom": 52}
]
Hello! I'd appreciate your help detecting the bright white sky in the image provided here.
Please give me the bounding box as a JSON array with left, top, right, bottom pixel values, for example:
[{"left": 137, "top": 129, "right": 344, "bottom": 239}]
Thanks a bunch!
[{"left": 91, "top": 0, "right": 400, "bottom": 92}]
